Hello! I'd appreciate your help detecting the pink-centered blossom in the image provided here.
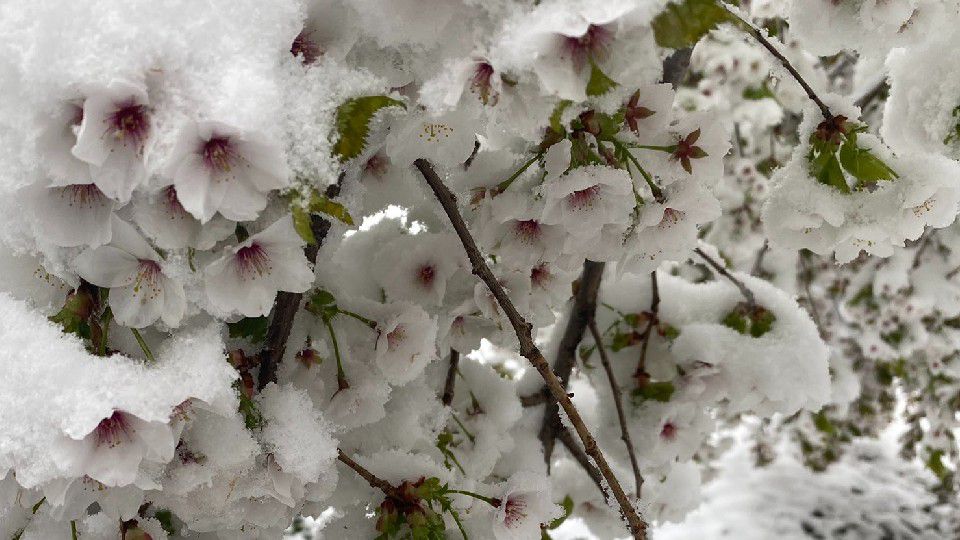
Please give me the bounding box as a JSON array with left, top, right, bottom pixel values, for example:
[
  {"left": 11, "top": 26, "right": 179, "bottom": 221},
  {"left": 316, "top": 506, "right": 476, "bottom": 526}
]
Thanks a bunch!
[
  {"left": 133, "top": 185, "right": 234, "bottom": 250},
  {"left": 71, "top": 80, "right": 152, "bottom": 203},
  {"left": 34, "top": 183, "right": 117, "bottom": 248},
  {"left": 166, "top": 120, "right": 291, "bottom": 223},
  {"left": 490, "top": 471, "right": 562, "bottom": 540},
  {"left": 73, "top": 216, "right": 186, "bottom": 328},
  {"left": 203, "top": 215, "right": 313, "bottom": 317}
]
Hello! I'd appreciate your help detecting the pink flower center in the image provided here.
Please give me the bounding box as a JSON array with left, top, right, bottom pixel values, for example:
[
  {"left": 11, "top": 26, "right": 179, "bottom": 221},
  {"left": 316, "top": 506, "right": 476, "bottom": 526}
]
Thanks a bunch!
[
  {"left": 94, "top": 411, "right": 132, "bottom": 448},
  {"left": 503, "top": 495, "right": 529, "bottom": 529},
  {"left": 202, "top": 136, "right": 237, "bottom": 173},
  {"left": 163, "top": 185, "right": 189, "bottom": 217},
  {"left": 386, "top": 324, "right": 406, "bottom": 352},
  {"left": 561, "top": 24, "right": 612, "bottom": 70},
  {"left": 235, "top": 243, "right": 272, "bottom": 278},
  {"left": 531, "top": 264, "right": 551, "bottom": 289},
  {"left": 70, "top": 103, "right": 84, "bottom": 127},
  {"left": 660, "top": 207, "right": 683, "bottom": 226},
  {"left": 291, "top": 29, "right": 322, "bottom": 64},
  {"left": 470, "top": 61, "right": 498, "bottom": 105},
  {"left": 513, "top": 220, "right": 541, "bottom": 244},
  {"left": 134, "top": 259, "right": 163, "bottom": 298},
  {"left": 364, "top": 152, "right": 390, "bottom": 179},
  {"left": 418, "top": 264, "right": 436, "bottom": 287},
  {"left": 108, "top": 100, "right": 150, "bottom": 147},
  {"left": 566, "top": 185, "right": 600, "bottom": 211},
  {"left": 62, "top": 184, "right": 107, "bottom": 208},
  {"left": 661, "top": 421, "right": 677, "bottom": 441}
]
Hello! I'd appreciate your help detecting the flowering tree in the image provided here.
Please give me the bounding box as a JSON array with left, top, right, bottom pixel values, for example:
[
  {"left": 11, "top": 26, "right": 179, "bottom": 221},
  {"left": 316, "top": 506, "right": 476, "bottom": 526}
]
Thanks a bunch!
[{"left": 0, "top": 0, "right": 959, "bottom": 538}]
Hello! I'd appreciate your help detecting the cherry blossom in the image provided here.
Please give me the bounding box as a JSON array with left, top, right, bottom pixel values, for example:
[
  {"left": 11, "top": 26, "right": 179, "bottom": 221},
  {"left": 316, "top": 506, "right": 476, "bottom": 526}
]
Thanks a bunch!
[
  {"left": 203, "top": 215, "right": 313, "bottom": 317},
  {"left": 73, "top": 216, "right": 185, "bottom": 328},
  {"left": 166, "top": 120, "right": 291, "bottom": 223}
]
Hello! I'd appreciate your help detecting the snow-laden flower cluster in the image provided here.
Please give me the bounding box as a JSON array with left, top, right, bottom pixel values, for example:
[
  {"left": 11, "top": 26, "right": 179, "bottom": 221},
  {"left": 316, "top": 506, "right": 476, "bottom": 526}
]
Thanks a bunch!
[{"left": 1, "top": 0, "right": 960, "bottom": 538}]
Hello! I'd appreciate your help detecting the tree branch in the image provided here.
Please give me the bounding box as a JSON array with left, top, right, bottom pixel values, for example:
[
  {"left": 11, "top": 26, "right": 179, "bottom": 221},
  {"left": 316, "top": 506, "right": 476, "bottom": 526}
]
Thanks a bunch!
[
  {"left": 695, "top": 247, "right": 757, "bottom": 309},
  {"left": 635, "top": 271, "right": 660, "bottom": 382},
  {"left": 441, "top": 349, "right": 460, "bottom": 407},
  {"left": 725, "top": 7, "right": 834, "bottom": 121},
  {"left": 413, "top": 159, "right": 646, "bottom": 539},
  {"left": 337, "top": 448, "right": 403, "bottom": 501},
  {"left": 258, "top": 182, "right": 342, "bottom": 390},
  {"left": 557, "top": 425, "right": 609, "bottom": 501},
  {"left": 589, "top": 320, "right": 644, "bottom": 497},
  {"left": 540, "top": 260, "right": 605, "bottom": 465}
]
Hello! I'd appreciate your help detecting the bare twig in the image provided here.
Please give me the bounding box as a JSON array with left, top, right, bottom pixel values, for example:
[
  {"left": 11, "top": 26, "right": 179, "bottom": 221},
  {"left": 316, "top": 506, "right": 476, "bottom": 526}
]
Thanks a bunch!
[
  {"left": 540, "top": 260, "right": 605, "bottom": 465},
  {"left": 441, "top": 349, "right": 460, "bottom": 407},
  {"left": 635, "top": 271, "right": 660, "bottom": 381},
  {"left": 337, "top": 448, "right": 403, "bottom": 501},
  {"left": 557, "top": 425, "right": 609, "bottom": 501},
  {"left": 414, "top": 159, "right": 646, "bottom": 539},
  {"left": 695, "top": 247, "right": 756, "bottom": 309},
  {"left": 725, "top": 7, "right": 834, "bottom": 121},
  {"left": 751, "top": 240, "right": 769, "bottom": 277},
  {"left": 589, "top": 320, "right": 644, "bottom": 496}
]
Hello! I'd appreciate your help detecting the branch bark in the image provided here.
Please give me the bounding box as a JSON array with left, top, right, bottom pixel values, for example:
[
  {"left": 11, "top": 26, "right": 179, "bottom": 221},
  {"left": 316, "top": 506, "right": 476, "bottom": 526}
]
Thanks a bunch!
[
  {"left": 589, "top": 320, "right": 644, "bottom": 496},
  {"left": 258, "top": 182, "right": 342, "bottom": 390},
  {"left": 337, "top": 448, "right": 403, "bottom": 501},
  {"left": 539, "top": 260, "right": 605, "bottom": 466},
  {"left": 557, "top": 425, "right": 608, "bottom": 501},
  {"left": 414, "top": 159, "right": 646, "bottom": 539},
  {"left": 441, "top": 349, "right": 460, "bottom": 407},
  {"left": 695, "top": 247, "right": 757, "bottom": 309}
]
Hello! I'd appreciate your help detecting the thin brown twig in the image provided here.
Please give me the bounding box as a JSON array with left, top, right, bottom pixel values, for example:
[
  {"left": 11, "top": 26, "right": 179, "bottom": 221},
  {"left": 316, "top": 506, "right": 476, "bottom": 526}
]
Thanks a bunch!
[
  {"left": 557, "top": 425, "right": 609, "bottom": 501},
  {"left": 635, "top": 271, "right": 660, "bottom": 381},
  {"left": 695, "top": 247, "right": 757, "bottom": 309},
  {"left": 441, "top": 349, "right": 460, "bottom": 406},
  {"left": 589, "top": 320, "right": 644, "bottom": 497},
  {"left": 539, "top": 260, "right": 605, "bottom": 467},
  {"left": 751, "top": 240, "right": 769, "bottom": 277},
  {"left": 413, "top": 159, "right": 646, "bottom": 539},
  {"left": 725, "top": 7, "right": 834, "bottom": 121},
  {"left": 337, "top": 448, "right": 403, "bottom": 501}
]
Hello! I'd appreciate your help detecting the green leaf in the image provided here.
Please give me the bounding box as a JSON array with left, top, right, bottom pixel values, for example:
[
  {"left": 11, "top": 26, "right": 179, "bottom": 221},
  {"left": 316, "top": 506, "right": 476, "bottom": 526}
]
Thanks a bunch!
[
  {"left": 236, "top": 387, "right": 264, "bottom": 430},
  {"left": 291, "top": 204, "right": 316, "bottom": 245},
  {"left": 332, "top": 95, "right": 406, "bottom": 161},
  {"left": 812, "top": 410, "right": 837, "bottom": 436},
  {"left": 838, "top": 138, "right": 898, "bottom": 187},
  {"left": 227, "top": 317, "right": 269, "bottom": 343},
  {"left": 926, "top": 449, "right": 950, "bottom": 480},
  {"left": 586, "top": 60, "right": 618, "bottom": 97},
  {"left": 632, "top": 381, "right": 675, "bottom": 403},
  {"left": 549, "top": 100, "right": 573, "bottom": 134},
  {"left": 154, "top": 510, "right": 176, "bottom": 536},
  {"left": 722, "top": 304, "right": 776, "bottom": 338},
  {"left": 742, "top": 82, "right": 776, "bottom": 101},
  {"left": 309, "top": 192, "right": 354, "bottom": 226},
  {"left": 652, "top": 0, "right": 733, "bottom": 49},
  {"left": 547, "top": 495, "right": 575, "bottom": 530},
  {"left": 808, "top": 142, "right": 850, "bottom": 193}
]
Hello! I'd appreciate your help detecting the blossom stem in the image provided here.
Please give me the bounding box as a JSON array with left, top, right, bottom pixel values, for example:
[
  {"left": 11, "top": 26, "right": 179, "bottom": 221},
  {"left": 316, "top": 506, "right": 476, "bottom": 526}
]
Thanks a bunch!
[
  {"left": 130, "top": 328, "right": 155, "bottom": 363},
  {"left": 723, "top": 5, "right": 834, "bottom": 121},
  {"left": 446, "top": 489, "right": 501, "bottom": 508},
  {"left": 589, "top": 319, "right": 644, "bottom": 497},
  {"left": 322, "top": 315, "right": 349, "bottom": 392},
  {"left": 612, "top": 139, "right": 663, "bottom": 202},
  {"left": 70, "top": 521, "right": 78, "bottom": 540},
  {"left": 450, "top": 412, "right": 475, "bottom": 443},
  {"left": 99, "top": 309, "right": 112, "bottom": 357},
  {"left": 337, "top": 308, "right": 377, "bottom": 329},
  {"left": 636, "top": 271, "right": 660, "bottom": 381},
  {"left": 414, "top": 159, "right": 647, "bottom": 539},
  {"left": 495, "top": 152, "right": 542, "bottom": 193}
]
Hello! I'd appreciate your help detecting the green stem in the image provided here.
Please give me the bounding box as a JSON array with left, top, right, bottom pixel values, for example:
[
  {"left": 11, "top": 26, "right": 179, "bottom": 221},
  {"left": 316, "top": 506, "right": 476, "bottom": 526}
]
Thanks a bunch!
[
  {"left": 612, "top": 139, "right": 663, "bottom": 202},
  {"left": 337, "top": 308, "right": 378, "bottom": 329},
  {"left": 130, "top": 328, "right": 156, "bottom": 363},
  {"left": 70, "top": 521, "right": 78, "bottom": 540},
  {"left": 447, "top": 489, "right": 501, "bottom": 508},
  {"left": 322, "top": 316, "right": 349, "bottom": 391},
  {"left": 448, "top": 507, "right": 469, "bottom": 540},
  {"left": 450, "top": 412, "right": 476, "bottom": 443},
  {"left": 496, "top": 152, "right": 542, "bottom": 192},
  {"left": 187, "top": 247, "right": 197, "bottom": 272},
  {"left": 99, "top": 309, "right": 112, "bottom": 357}
]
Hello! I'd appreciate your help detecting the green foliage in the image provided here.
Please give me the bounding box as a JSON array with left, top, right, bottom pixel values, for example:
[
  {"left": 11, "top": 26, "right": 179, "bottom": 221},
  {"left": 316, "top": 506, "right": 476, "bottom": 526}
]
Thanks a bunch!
[
  {"left": 742, "top": 81, "right": 776, "bottom": 101},
  {"left": 306, "top": 289, "right": 339, "bottom": 321},
  {"left": 549, "top": 100, "right": 573, "bottom": 134},
  {"left": 722, "top": 303, "right": 776, "bottom": 338},
  {"left": 333, "top": 95, "right": 406, "bottom": 161},
  {"left": 942, "top": 105, "right": 960, "bottom": 145},
  {"left": 154, "top": 510, "right": 176, "bottom": 536},
  {"left": 290, "top": 188, "right": 354, "bottom": 245},
  {"left": 375, "top": 477, "right": 469, "bottom": 540},
  {"left": 926, "top": 448, "right": 950, "bottom": 480},
  {"left": 652, "top": 0, "right": 734, "bottom": 48},
  {"left": 586, "top": 60, "right": 618, "bottom": 97},
  {"left": 436, "top": 430, "right": 466, "bottom": 474},
  {"left": 632, "top": 381, "right": 675, "bottom": 404},
  {"left": 49, "top": 290, "right": 94, "bottom": 339},
  {"left": 235, "top": 383, "right": 264, "bottom": 430},
  {"left": 227, "top": 316, "right": 269, "bottom": 343},
  {"left": 807, "top": 121, "right": 897, "bottom": 193}
]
